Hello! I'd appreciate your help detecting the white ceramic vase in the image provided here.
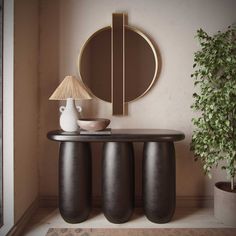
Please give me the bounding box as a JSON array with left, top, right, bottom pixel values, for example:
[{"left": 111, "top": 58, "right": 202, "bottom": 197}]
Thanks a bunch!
[{"left": 59, "top": 98, "right": 82, "bottom": 132}]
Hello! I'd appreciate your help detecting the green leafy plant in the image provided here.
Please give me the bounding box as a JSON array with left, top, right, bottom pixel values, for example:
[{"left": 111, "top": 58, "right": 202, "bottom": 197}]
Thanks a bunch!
[{"left": 191, "top": 26, "right": 236, "bottom": 191}]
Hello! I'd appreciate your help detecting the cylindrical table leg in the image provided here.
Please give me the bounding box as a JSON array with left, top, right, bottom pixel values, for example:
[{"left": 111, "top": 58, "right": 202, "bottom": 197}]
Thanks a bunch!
[
  {"left": 143, "top": 142, "right": 175, "bottom": 223},
  {"left": 59, "top": 142, "right": 91, "bottom": 223},
  {"left": 102, "top": 142, "right": 134, "bottom": 223}
]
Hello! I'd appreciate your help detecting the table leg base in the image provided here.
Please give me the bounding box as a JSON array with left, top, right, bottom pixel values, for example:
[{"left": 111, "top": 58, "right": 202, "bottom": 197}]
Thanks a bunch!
[
  {"left": 59, "top": 142, "right": 91, "bottom": 223},
  {"left": 102, "top": 142, "right": 134, "bottom": 223},
  {"left": 143, "top": 142, "right": 176, "bottom": 223}
]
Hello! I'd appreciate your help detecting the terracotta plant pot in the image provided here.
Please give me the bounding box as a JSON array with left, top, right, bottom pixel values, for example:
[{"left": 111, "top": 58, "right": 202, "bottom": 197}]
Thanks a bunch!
[{"left": 214, "top": 182, "right": 236, "bottom": 227}]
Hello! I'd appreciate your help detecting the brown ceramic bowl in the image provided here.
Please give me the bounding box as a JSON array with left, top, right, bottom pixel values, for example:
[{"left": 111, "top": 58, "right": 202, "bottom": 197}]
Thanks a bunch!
[{"left": 77, "top": 118, "right": 110, "bottom": 131}]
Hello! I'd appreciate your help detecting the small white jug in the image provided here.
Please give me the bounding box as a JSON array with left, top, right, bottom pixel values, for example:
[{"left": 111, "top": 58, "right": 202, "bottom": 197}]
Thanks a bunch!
[{"left": 59, "top": 98, "right": 82, "bottom": 132}]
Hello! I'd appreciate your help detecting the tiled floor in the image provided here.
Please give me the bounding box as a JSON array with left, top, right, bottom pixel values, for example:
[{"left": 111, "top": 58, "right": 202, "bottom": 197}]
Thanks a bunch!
[{"left": 22, "top": 207, "right": 230, "bottom": 236}]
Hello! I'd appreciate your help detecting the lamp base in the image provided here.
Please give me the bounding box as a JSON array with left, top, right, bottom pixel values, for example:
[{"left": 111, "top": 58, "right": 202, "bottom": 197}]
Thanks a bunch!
[{"left": 59, "top": 98, "right": 80, "bottom": 132}]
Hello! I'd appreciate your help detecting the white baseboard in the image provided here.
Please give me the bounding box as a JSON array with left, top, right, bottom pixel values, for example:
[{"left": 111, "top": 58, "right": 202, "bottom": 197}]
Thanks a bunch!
[
  {"left": 40, "top": 195, "right": 213, "bottom": 208},
  {"left": 7, "top": 197, "right": 39, "bottom": 236}
]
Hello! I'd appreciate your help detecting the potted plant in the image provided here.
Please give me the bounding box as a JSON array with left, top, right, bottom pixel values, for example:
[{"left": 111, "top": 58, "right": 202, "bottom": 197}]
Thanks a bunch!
[{"left": 191, "top": 25, "right": 236, "bottom": 226}]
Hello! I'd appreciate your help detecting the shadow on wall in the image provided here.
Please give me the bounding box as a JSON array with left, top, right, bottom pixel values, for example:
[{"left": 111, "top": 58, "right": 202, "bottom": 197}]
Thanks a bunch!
[
  {"left": 175, "top": 139, "right": 208, "bottom": 197},
  {"left": 78, "top": 99, "right": 100, "bottom": 118}
]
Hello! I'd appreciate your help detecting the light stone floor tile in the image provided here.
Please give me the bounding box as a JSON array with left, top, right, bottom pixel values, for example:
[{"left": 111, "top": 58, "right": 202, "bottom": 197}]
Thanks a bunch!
[{"left": 22, "top": 208, "right": 230, "bottom": 236}]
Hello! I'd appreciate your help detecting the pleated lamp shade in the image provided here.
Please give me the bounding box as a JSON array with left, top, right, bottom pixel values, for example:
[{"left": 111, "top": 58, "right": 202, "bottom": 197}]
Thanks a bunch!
[{"left": 49, "top": 75, "right": 92, "bottom": 100}]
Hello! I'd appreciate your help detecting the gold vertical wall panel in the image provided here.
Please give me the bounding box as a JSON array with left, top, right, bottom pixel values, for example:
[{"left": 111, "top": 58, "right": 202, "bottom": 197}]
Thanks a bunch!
[{"left": 112, "top": 13, "right": 125, "bottom": 115}]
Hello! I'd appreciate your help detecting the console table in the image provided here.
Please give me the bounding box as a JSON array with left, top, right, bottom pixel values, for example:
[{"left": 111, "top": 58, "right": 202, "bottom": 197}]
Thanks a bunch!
[{"left": 47, "top": 129, "right": 184, "bottom": 224}]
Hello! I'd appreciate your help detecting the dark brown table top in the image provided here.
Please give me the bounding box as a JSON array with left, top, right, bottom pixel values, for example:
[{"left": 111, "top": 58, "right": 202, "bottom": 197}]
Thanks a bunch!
[{"left": 47, "top": 129, "right": 185, "bottom": 142}]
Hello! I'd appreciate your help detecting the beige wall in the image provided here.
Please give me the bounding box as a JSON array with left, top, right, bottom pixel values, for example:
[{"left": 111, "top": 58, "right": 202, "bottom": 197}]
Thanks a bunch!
[
  {"left": 38, "top": 0, "right": 60, "bottom": 197},
  {"left": 14, "top": 0, "right": 39, "bottom": 222},
  {"left": 39, "top": 0, "right": 236, "bottom": 199}
]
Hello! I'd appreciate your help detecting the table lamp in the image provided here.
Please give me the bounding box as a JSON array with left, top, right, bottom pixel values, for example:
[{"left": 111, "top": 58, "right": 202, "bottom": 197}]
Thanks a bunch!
[{"left": 49, "top": 75, "right": 92, "bottom": 132}]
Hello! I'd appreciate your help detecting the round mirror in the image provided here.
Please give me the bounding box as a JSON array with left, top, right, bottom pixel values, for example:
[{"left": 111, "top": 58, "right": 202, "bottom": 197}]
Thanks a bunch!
[{"left": 78, "top": 25, "right": 158, "bottom": 103}]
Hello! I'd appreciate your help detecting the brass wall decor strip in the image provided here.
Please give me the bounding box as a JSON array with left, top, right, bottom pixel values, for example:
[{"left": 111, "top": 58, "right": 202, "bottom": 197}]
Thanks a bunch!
[{"left": 112, "top": 13, "right": 125, "bottom": 115}]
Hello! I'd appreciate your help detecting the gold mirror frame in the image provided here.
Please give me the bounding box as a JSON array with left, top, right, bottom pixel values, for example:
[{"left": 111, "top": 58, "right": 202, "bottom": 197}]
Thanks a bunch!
[
  {"left": 78, "top": 18, "right": 158, "bottom": 115},
  {"left": 78, "top": 26, "right": 112, "bottom": 103},
  {"left": 124, "top": 25, "right": 158, "bottom": 103}
]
